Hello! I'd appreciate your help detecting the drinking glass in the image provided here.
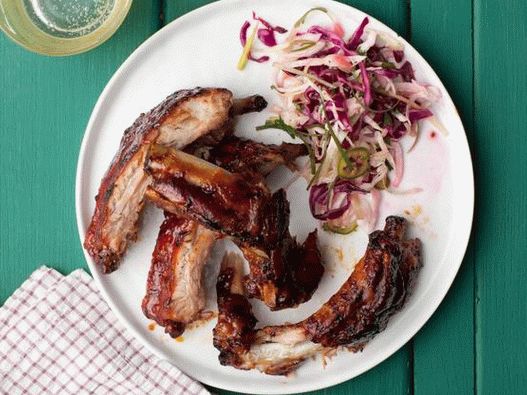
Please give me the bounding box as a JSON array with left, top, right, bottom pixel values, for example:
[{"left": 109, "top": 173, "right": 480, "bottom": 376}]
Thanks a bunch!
[{"left": 0, "top": 0, "right": 132, "bottom": 56}]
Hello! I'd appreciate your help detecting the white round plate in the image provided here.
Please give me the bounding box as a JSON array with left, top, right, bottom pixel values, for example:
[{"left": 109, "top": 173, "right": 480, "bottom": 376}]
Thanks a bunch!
[{"left": 76, "top": 0, "right": 474, "bottom": 393}]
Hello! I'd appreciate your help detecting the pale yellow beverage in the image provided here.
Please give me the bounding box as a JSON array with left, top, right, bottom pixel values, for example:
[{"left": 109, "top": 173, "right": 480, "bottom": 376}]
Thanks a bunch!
[{"left": 0, "top": 0, "right": 132, "bottom": 56}]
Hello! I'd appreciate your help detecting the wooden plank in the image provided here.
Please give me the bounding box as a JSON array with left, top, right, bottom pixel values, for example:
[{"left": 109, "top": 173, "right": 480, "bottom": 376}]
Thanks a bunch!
[
  {"left": 0, "top": 1, "right": 160, "bottom": 303},
  {"left": 474, "top": 0, "right": 527, "bottom": 393},
  {"left": 163, "top": 1, "right": 411, "bottom": 394},
  {"left": 345, "top": 0, "right": 409, "bottom": 38},
  {"left": 330, "top": 4, "right": 411, "bottom": 395},
  {"left": 319, "top": 1, "right": 412, "bottom": 393},
  {"left": 163, "top": 0, "right": 408, "bottom": 36},
  {"left": 409, "top": 0, "right": 475, "bottom": 394},
  {"left": 163, "top": 0, "right": 214, "bottom": 24}
]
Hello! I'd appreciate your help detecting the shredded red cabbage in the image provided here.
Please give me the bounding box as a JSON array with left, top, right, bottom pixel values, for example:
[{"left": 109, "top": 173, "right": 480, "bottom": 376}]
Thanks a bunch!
[
  {"left": 239, "top": 21, "right": 250, "bottom": 46},
  {"left": 251, "top": 54, "right": 270, "bottom": 63},
  {"left": 239, "top": 10, "right": 440, "bottom": 231},
  {"left": 238, "top": 13, "right": 287, "bottom": 63},
  {"left": 393, "top": 50, "right": 404, "bottom": 62},
  {"left": 239, "top": 19, "right": 271, "bottom": 62},
  {"left": 257, "top": 28, "right": 278, "bottom": 46},
  {"left": 252, "top": 11, "right": 287, "bottom": 33},
  {"left": 398, "top": 61, "right": 415, "bottom": 82},
  {"left": 308, "top": 25, "right": 354, "bottom": 55},
  {"left": 373, "top": 68, "right": 399, "bottom": 78},
  {"left": 347, "top": 17, "right": 369, "bottom": 50},
  {"left": 309, "top": 181, "right": 365, "bottom": 220},
  {"left": 408, "top": 109, "right": 433, "bottom": 122},
  {"left": 359, "top": 61, "right": 372, "bottom": 105}
]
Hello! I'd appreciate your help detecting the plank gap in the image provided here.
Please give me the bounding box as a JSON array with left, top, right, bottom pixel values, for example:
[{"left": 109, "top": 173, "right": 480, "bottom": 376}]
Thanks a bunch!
[
  {"left": 405, "top": 0, "right": 412, "bottom": 41},
  {"left": 409, "top": 0, "right": 476, "bottom": 393},
  {"left": 471, "top": 3, "right": 477, "bottom": 395},
  {"left": 472, "top": 0, "right": 481, "bottom": 392},
  {"left": 158, "top": 0, "right": 166, "bottom": 29},
  {"left": 409, "top": 339, "right": 415, "bottom": 395}
]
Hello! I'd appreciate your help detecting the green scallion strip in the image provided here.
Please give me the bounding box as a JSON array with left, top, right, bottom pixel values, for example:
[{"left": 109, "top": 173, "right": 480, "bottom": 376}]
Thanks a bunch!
[
  {"left": 256, "top": 117, "right": 296, "bottom": 138},
  {"left": 237, "top": 22, "right": 259, "bottom": 70},
  {"left": 307, "top": 127, "right": 330, "bottom": 188},
  {"left": 308, "top": 157, "right": 325, "bottom": 189},
  {"left": 325, "top": 122, "right": 354, "bottom": 170},
  {"left": 327, "top": 178, "right": 336, "bottom": 206},
  {"left": 319, "top": 108, "right": 355, "bottom": 171},
  {"left": 297, "top": 133, "right": 317, "bottom": 175},
  {"left": 256, "top": 117, "right": 317, "bottom": 175},
  {"left": 290, "top": 40, "right": 317, "bottom": 52},
  {"left": 294, "top": 7, "right": 328, "bottom": 27}
]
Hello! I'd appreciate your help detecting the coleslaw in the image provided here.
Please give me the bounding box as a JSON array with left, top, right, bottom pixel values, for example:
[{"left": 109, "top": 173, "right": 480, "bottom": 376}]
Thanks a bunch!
[{"left": 238, "top": 8, "right": 441, "bottom": 232}]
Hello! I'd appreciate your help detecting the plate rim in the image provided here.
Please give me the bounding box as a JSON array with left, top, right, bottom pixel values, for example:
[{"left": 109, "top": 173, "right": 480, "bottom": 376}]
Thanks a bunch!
[{"left": 75, "top": 0, "right": 475, "bottom": 393}]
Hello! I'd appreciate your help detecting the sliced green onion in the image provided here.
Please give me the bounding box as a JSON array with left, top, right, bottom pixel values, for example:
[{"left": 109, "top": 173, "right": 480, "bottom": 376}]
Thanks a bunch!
[
  {"left": 308, "top": 157, "right": 324, "bottom": 189},
  {"left": 256, "top": 117, "right": 296, "bottom": 138},
  {"left": 256, "top": 117, "right": 317, "bottom": 175},
  {"left": 237, "top": 22, "right": 259, "bottom": 70},
  {"left": 316, "top": 103, "right": 355, "bottom": 177},
  {"left": 307, "top": 127, "right": 330, "bottom": 188},
  {"left": 270, "top": 85, "right": 286, "bottom": 94},
  {"left": 381, "top": 61, "right": 396, "bottom": 69},
  {"left": 296, "top": 133, "right": 317, "bottom": 175},
  {"left": 375, "top": 176, "right": 390, "bottom": 190},
  {"left": 325, "top": 121, "right": 355, "bottom": 171},
  {"left": 294, "top": 7, "right": 328, "bottom": 27},
  {"left": 338, "top": 147, "right": 370, "bottom": 179},
  {"left": 323, "top": 221, "right": 358, "bottom": 234},
  {"left": 349, "top": 113, "right": 361, "bottom": 126},
  {"left": 275, "top": 65, "right": 335, "bottom": 89},
  {"left": 289, "top": 40, "right": 317, "bottom": 52},
  {"left": 327, "top": 178, "right": 336, "bottom": 206},
  {"left": 308, "top": 153, "right": 330, "bottom": 188}
]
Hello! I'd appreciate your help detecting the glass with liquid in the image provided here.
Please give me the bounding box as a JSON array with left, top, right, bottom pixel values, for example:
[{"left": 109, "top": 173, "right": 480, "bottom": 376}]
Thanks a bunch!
[{"left": 0, "top": 0, "right": 132, "bottom": 56}]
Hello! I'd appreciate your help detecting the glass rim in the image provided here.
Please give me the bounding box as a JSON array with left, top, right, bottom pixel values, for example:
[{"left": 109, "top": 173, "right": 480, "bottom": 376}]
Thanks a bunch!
[{"left": 0, "top": 0, "right": 133, "bottom": 56}]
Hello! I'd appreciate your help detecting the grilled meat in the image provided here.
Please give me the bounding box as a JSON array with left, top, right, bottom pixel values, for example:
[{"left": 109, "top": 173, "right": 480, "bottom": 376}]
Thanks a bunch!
[
  {"left": 231, "top": 95, "right": 268, "bottom": 115},
  {"left": 83, "top": 88, "right": 266, "bottom": 273},
  {"left": 143, "top": 137, "right": 308, "bottom": 335},
  {"left": 145, "top": 145, "right": 289, "bottom": 248},
  {"left": 213, "top": 216, "right": 422, "bottom": 375},
  {"left": 199, "top": 135, "right": 307, "bottom": 177},
  {"left": 141, "top": 213, "right": 216, "bottom": 337},
  {"left": 241, "top": 230, "right": 324, "bottom": 310},
  {"left": 145, "top": 143, "right": 324, "bottom": 310},
  {"left": 213, "top": 253, "right": 257, "bottom": 367},
  {"left": 303, "top": 217, "right": 421, "bottom": 348},
  {"left": 213, "top": 253, "right": 322, "bottom": 374}
]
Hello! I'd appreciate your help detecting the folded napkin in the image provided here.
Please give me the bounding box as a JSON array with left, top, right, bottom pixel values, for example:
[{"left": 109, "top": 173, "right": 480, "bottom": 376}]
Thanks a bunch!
[{"left": 0, "top": 267, "right": 209, "bottom": 395}]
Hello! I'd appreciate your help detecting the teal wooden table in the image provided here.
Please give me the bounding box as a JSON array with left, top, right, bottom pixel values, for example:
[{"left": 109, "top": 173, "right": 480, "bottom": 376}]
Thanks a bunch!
[{"left": 1, "top": 1, "right": 526, "bottom": 394}]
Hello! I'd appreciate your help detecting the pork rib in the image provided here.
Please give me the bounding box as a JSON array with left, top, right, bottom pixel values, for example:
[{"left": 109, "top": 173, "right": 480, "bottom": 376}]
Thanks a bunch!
[
  {"left": 213, "top": 216, "right": 422, "bottom": 375},
  {"left": 144, "top": 145, "right": 289, "bottom": 248},
  {"left": 145, "top": 144, "right": 325, "bottom": 309},
  {"left": 199, "top": 135, "right": 307, "bottom": 177},
  {"left": 142, "top": 213, "right": 216, "bottom": 337},
  {"left": 241, "top": 230, "right": 324, "bottom": 310},
  {"left": 83, "top": 88, "right": 266, "bottom": 273},
  {"left": 143, "top": 138, "right": 309, "bottom": 336},
  {"left": 213, "top": 253, "right": 257, "bottom": 366}
]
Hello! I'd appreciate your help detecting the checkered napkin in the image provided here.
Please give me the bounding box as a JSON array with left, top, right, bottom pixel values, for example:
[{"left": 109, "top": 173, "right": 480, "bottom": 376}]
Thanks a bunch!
[{"left": 0, "top": 266, "right": 209, "bottom": 395}]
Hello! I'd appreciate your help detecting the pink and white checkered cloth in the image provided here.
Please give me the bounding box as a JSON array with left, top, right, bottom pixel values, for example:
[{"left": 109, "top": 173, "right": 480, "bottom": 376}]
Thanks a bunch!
[{"left": 0, "top": 266, "right": 209, "bottom": 395}]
